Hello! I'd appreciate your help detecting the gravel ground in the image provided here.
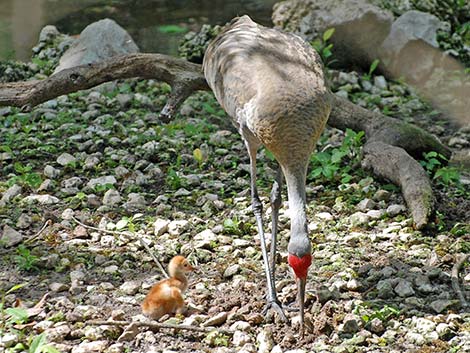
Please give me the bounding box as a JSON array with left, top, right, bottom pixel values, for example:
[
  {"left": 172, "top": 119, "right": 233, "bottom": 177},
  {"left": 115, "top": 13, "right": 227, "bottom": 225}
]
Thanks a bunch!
[{"left": 1, "top": 33, "right": 470, "bottom": 353}]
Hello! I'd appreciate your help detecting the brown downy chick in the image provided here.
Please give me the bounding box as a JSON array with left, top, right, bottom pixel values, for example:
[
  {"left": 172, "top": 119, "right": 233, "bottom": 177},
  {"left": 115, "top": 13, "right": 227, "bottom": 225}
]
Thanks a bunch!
[{"left": 141, "top": 255, "right": 195, "bottom": 320}]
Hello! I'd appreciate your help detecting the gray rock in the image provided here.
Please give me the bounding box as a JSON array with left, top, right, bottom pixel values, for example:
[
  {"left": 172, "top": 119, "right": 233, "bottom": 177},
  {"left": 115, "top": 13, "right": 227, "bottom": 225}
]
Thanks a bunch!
[
  {"left": 1, "top": 225, "right": 24, "bottom": 247},
  {"left": 394, "top": 279, "right": 415, "bottom": 297},
  {"left": 367, "top": 209, "right": 386, "bottom": 220},
  {"left": 84, "top": 156, "right": 100, "bottom": 169},
  {"left": 357, "top": 198, "right": 376, "bottom": 211},
  {"left": 223, "top": 264, "right": 241, "bottom": 278},
  {"left": 120, "top": 280, "right": 141, "bottom": 295},
  {"left": 102, "top": 189, "right": 121, "bottom": 206},
  {"left": 413, "top": 318, "right": 436, "bottom": 334},
  {"left": 377, "top": 279, "right": 394, "bottom": 299},
  {"left": 203, "top": 311, "right": 228, "bottom": 327},
  {"left": 71, "top": 340, "right": 108, "bottom": 353},
  {"left": 369, "top": 318, "right": 385, "bottom": 334},
  {"left": 174, "top": 188, "right": 191, "bottom": 197},
  {"left": 22, "top": 194, "right": 60, "bottom": 205},
  {"left": 62, "top": 176, "right": 83, "bottom": 189},
  {"left": 272, "top": 0, "right": 393, "bottom": 68},
  {"left": 116, "top": 93, "right": 133, "bottom": 108},
  {"left": 380, "top": 11, "right": 442, "bottom": 83},
  {"left": 16, "top": 213, "right": 32, "bottom": 229},
  {"left": 257, "top": 328, "right": 274, "bottom": 353},
  {"left": 153, "top": 218, "right": 169, "bottom": 236},
  {"left": 50, "top": 282, "right": 69, "bottom": 292},
  {"left": 1, "top": 332, "right": 18, "bottom": 347},
  {"left": 350, "top": 212, "right": 370, "bottom": 227},
  {"left": 341, "top": 314, "right": 361, "bottom": 334},
  {"left": 168, "top": 220, "right": 189, "bottom": 236},
  {"left": 123, "top": 193, "right": 146, "bottom": 211},
  {"left": 387, "top": 204, "right": 407, "bottom": 217},
  {"left": 87, "top": 175, "right": 117, "bottom": 189},
  {"left": 232, "top": 330, "right": 252, "bottom": 347},
  {"left": 374, "top": 75, "right": 388, "bottom": 90},
  {"left": 436, "top": 323, "right": 454, "bottom": 340},
  {"left": 44, "top": 165, "right": 60, "bottom": 179},
  {"left": 39, "top": 25, "right": 60, "bottom": 43},
  {"left": 57, "top": 153, "right": 77, "bottom": 166},
  {"left": 55, "top": 19, "right": 139, "bottom": 73},
  {"left": 0, "top": 184, "right": 22, "bottom": 206},
  {"left": 430, "top": 299, "right": 457, "bottom": 314}
]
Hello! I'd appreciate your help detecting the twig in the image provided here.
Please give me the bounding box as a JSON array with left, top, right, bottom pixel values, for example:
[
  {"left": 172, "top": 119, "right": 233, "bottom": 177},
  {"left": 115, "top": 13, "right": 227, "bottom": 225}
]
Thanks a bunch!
[
  {"left": 71, "top": 216, "right": 168, "bottom": 278},
  {"left": 451, "top": 253, "right": 469, "bottom": 308},
  {"left": 87, "top": 320, "right": 233, "bottom": 335},
  {"left": 25, "top": 219, "right": 52, "bottom": 244}
]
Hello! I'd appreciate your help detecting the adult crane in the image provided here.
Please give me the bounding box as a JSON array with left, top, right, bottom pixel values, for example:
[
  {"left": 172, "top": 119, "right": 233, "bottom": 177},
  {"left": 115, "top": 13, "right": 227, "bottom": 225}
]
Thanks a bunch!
[{"left": 203, "top": 15, "right": 331, "bottom": 335}]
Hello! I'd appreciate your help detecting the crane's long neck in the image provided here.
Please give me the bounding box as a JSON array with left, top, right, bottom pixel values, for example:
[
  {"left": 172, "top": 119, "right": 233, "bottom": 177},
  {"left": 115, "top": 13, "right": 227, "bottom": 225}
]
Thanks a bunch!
[{"left": 284, "top": 165, "right": 311, "bottom": 257}]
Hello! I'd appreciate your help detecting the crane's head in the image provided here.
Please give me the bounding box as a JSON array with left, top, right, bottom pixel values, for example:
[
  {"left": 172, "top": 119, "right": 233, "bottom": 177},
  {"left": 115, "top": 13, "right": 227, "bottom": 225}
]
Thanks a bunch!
[{"left": 288, "top": 238, "right": 312, "bottom": 337}]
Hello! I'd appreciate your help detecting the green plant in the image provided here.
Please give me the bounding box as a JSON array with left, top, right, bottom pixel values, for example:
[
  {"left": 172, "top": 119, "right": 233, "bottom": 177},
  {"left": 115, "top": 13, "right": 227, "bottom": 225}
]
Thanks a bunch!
[
  {"left": 309, "top": 129, "right": 365, "bottom": 183},
  {"left": 311, "top": 28, "right": 336, "bottom": 66},
  {"left": 362, "top": 59, "right": 380, "bottom": 81},
  {"left": 0, "top": 283, "right": 28, "bottom": 335},
  {"left": 158, "top": 25, "right": 188, "bottom": 34},
  {"left": 354, "top": 303, "right": 400, "bottom": 324},
  {"left": 8, "top": 162, "right": 42, "bottom": 189},
  {"left": 115, "top": 213, "right": 144, "bottom": 232},
  {"left": 223, "top": 217, "right": 243, "bottom": 235},
  {"left": 420, "top": 151, "right": 461, "bottom": 186},
  {"left": 14, "top": 245, "right": 39, "bottom": 271},
  {"left": 29, "top": 333, "right": 60, "bottom": 353}
]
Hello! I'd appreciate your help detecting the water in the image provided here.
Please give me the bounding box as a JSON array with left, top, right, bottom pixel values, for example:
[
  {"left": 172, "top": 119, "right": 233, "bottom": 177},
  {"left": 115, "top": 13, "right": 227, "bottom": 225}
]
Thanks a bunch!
[{"left": 0, "top": 0, "right": 277, "bottom": 61}]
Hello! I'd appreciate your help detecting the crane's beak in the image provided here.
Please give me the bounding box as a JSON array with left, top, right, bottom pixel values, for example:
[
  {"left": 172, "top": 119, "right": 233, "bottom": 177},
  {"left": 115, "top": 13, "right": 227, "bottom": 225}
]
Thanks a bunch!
[{"left": 297, "top": 276, "right": 307, "bottom": 338}]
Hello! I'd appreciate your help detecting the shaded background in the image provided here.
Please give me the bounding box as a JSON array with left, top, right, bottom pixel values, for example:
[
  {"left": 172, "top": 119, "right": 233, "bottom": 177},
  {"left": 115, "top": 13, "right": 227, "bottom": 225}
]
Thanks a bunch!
[{"left": 0, "top": 0, "right": 277, "bottom": 61}]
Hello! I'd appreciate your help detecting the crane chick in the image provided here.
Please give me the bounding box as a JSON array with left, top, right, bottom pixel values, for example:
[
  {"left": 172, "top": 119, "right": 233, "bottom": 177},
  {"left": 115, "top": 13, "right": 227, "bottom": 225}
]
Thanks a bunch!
[{"left": 141, "top": 255, "right": 195, "bottom": 320}]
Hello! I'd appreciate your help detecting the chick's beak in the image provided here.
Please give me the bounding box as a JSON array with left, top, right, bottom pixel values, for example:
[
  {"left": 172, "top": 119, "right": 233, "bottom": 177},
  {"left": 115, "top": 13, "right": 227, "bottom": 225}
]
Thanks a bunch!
[{"left": 297, "top": 276, "right": 307, "bottom": 338}]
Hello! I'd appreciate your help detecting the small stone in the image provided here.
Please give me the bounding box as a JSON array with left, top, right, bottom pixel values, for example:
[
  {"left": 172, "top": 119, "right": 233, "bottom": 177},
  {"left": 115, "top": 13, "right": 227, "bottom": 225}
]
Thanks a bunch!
[
  {"left": 174, "top": 188, "right": 191, "bottom": 197},
  {"left": 50, "top": 282, "right": 69, "bottom": 292},
  {"left": 168, "top": 220, "right": 189, "bottom": 236},
  {"left": 346, "top": 279, "right": 362, "bottom": 291},
  {"left": 232, "top": 330, "right": 252, "bottom": 347},
  {"left": 123, "top": 193, "right": 146, "bottom": 211},
  {"left": 102, "top": 189, "right": 121, "bottom": 206},
  {"left": 1, "top": 332, "right": 18, "bottom": 347},
  {"left": 374, "top": 75, "right": 388, "bottom": 90},
  {"left": 1, "top": 225, "right": 24, "bottom": 247},
  {"left": 350, "top": 212, "right": 370, "bottom": 227},
  {"left": 341, "top": 314, "right": 360, "bottom": 334},
  {"left": 377, "top": 279, "right": 394, "bottom": 299},
  {"left": 224, "top": 264, "right": 241, "bottom": 278},
  {"left": 373, "top": 189, "right": 391, "bottom": 201},
  {"left": 120, "top": 280, "right": 141, "bottom": 295},
  {"left": 61, "top": 208, "right": 75, "bottom": 220},
  {"left": 369, "top": 318, "right": 384, "bottom": 334},
  {"left": 414, "top": 318, "right": 436, "bottom": 334},
  {"left": 436, "top": 323, "right": 454, "bottom": 339},
  {"left": 203, "top": 311, "right": 228, "bottom": 327},
  {"left": 394, "top": 279, "right": 415, "bottom": 297},
  {"left": 22, "top": 194, "right": 60, "bottom": 205},
  {"left": 153, "top": 218, "right": 169, "bottom": 236},
  {"left": 71, "top": 340, "right": 108, "bottom": 353},
  {"left": 257, "top": 328, "right": 274, "bottom": 353},
  {"left": 17, "top": 214, "right": 32, "bottom": 229},
  {"left": 57, "top": 153, "right": 77, "bottom": 166},
  {"left": 104, "top": 265, "right": 119, "bottom": 274},
  {"left": 387, "top": 204, "right": 407, "bottom": 217},
  {"left": 315, "top": 212, "right": 334, "bottom": 220},
  {"left": 0, "top": 184, "right": 22, "bottom": 206},
  {"left": 86, "top": 175, "right": 117, "bottom": 189},
  {"left": 357, "top": 198, "right": 376, "bottom": 211},
  {"left": 430, "top": 299, "right": 456, "bottom": 314},
  {"left": 367, "top": 209, "right": 385, "bottom": 219}
]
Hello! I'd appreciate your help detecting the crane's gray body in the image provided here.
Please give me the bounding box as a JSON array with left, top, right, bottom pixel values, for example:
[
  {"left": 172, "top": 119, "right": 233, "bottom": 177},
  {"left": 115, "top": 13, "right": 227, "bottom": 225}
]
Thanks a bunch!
[{"left": 203, "top": 15, "right": 331, "bottom": 171}]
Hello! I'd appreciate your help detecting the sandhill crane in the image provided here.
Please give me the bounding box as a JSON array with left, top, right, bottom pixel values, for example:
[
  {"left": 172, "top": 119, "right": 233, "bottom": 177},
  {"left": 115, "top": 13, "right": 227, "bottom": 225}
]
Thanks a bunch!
[
  {"left": 142, "top": 255, "right": 195, "bottom": 319},
  {"left": 203, "top": 16, "right": 331, "bottom": 335}
]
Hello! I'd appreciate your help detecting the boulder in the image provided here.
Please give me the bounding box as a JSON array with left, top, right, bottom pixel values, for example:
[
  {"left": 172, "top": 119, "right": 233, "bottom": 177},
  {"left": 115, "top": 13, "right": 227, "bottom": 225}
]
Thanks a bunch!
[
  {"left": 272, "top": 0, "right": 393, "bottom": 68},
  {"left": 54, "top": 18, "right": 139, "bottom": 73},
  {"left": 380, "top": 10, "right": 443, "bottom": 83}
]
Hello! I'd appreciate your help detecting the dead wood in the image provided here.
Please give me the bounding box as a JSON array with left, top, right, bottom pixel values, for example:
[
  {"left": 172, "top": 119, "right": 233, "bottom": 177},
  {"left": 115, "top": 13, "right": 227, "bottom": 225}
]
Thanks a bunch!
[{"left": 0, "top": 52, "right": 451, "bottom": 229}]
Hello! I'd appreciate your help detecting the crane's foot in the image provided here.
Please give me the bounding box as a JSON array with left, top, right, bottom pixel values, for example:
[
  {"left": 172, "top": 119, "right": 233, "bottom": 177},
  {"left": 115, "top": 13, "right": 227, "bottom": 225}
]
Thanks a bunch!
[{"left": 262, "top": 299, "right": 288, "bottom": 323}]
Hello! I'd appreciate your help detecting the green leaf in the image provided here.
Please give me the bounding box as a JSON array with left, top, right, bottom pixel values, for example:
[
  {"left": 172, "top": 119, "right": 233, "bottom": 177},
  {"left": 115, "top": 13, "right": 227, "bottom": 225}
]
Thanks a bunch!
[
  {"left": 323, "top": 28, "right": 335, "bottom": 42},
  {"left": 158, "top": 25, "right": 187, "bottom": 34},
  {"left": 368, "top": 59, "right": 380, "bottom": 76},
  {"left": 193, "top": 148, "right": 204, "bottom": 164},
  {"left": 6, "top": 307, "right": 29, "bottom": 324},
  {"left": 6, "top": 282, "right": 28, "bottom": 295},
  {"left": 29, "top": 333, "right": 47, "bottom": 353}
]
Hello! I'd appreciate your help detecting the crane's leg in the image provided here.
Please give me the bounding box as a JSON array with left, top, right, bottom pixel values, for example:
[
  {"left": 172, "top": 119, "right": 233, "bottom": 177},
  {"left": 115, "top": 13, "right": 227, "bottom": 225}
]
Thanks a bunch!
[
  {"left": 269, "top": 166, "right": 283, "bottom": 279},
  {"left": 243, "top": 138, "right": 287, "bottom": 323}
]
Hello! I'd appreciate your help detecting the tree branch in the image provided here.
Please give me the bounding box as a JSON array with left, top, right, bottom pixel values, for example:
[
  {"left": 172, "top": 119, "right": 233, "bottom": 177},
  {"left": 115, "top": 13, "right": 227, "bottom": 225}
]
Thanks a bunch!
[{"left": 0, "top": 53, "right": 451, "bottom": 228}]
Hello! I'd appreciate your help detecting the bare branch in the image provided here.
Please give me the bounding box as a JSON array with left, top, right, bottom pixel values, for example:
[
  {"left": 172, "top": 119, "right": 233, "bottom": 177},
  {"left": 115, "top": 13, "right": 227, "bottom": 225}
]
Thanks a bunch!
[{"left": 0, "top": 53, "right": 209, "bottom": 117}]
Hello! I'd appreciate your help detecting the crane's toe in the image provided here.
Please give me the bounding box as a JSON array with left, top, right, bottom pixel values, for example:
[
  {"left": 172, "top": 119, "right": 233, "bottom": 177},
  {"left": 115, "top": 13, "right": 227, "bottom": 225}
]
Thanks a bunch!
[{"left": 262, "top": 299, "right": 288, "bottom": 323}]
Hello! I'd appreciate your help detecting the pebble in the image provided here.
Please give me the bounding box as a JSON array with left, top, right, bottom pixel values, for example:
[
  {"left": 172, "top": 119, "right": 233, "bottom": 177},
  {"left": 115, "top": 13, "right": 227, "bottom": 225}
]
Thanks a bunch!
[
  {"left": 350, "top": 212, "right": 370, "bottom": 227},
  {"left": 357, "top": 198, "right": 376, "bottom": 211},
  {"left": 0, "top": 184, "right": 22, "bottom": 206},
  {"left": 203, "top": 311, "right": 228, "bottom": 327},
  {"left": 387, "top": 204, "right": 407, "bottom": 216},
  {"left": 102, "top": 189, "right": 121, "bottom": 206},
  {"left": 224, "top": 264, "right": 241, "bottom": 278},
  {"left": 119, "top": 280, "right": 141, "bottom": 295},
  {"left": 168, "top": 220, "right": 189, "bottom": 236},
  {"left": 86, "top": 175, "right": 117, "bottom": 189},
  {"left": 232, "top": 331, "right": 252, "bottom": 346},
  {"left": 57, "top": 152, "right": 77, "bottom": 166},
  {"left": 394, "top": 279, "right": 415, "bottom": 297},
  {"left": 153, "top": 218, "right": 169, "bottom": 236},
  {"left": 71, "top": 340, "right": 108, "bottom": 353},
  {"left": 50, "top": 282, "right": 69, "bottom": 292},
  {"left": 22, "top": 194, "right": 60, "bottom": 205},
  {"left": 257, "top": 328, "right": 274, "bottom": 353},
  {"left": 1, "top": 224, "right": 24, "bottom": 247}
]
